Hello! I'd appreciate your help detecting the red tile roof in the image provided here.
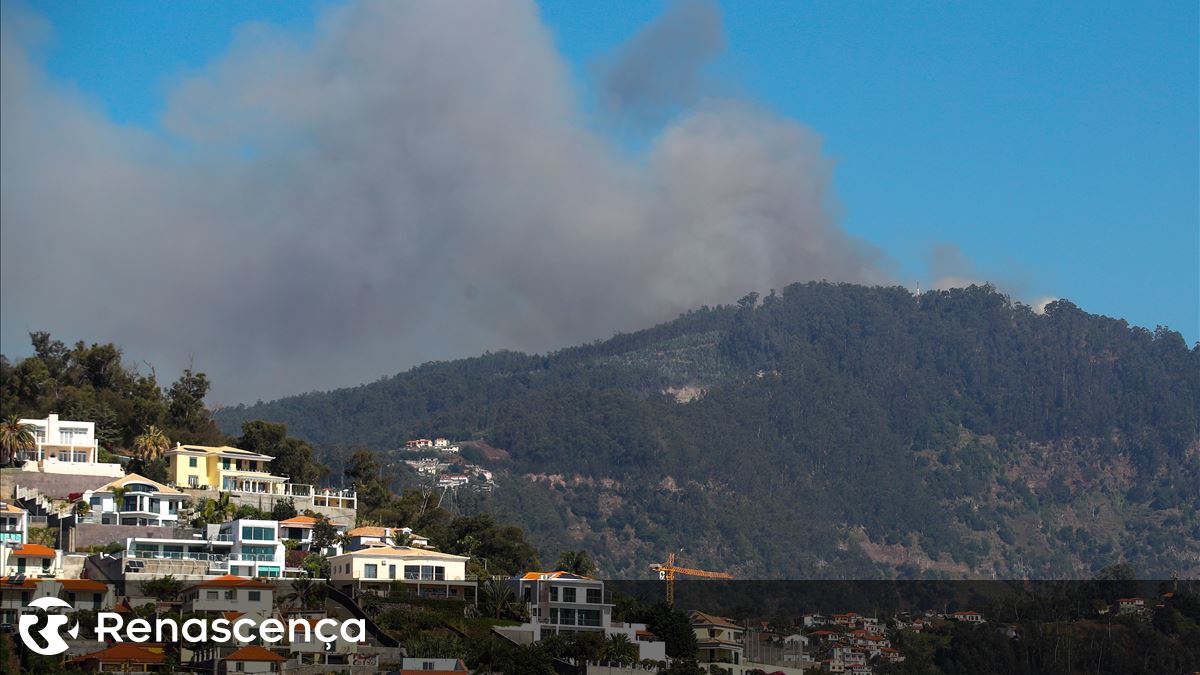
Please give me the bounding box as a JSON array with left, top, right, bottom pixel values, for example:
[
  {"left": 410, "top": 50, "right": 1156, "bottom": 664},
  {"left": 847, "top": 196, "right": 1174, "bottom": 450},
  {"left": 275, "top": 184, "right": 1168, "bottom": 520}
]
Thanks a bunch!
[
  {"left": 73, "top": 644, "right": 164, "bottom": 664},
  {"left": 11, "top": 543, "right": 55, "bottom": 557},
  {"left": 185, "top": 574, "right": 275, "bottom": 591},
  {"left": 224, "top": 645, "right": 287, "bottom": 662},
  {"left": 58, "top": 579, "right": 108, "bottom": 591}
]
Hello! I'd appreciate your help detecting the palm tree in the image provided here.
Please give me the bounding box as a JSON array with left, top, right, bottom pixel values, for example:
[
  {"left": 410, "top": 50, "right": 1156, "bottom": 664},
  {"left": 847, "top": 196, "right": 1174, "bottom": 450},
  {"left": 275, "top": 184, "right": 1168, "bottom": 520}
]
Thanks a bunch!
[
  {"left": 194, "top": 492, "right": 236, "bottom": 527},
  {"left": 601, "top": 633, "right": 638, "bottom": 666},
  {"left": 386, "top": 528, "right": 413, "bottom": 548},
  {"left": 0, "top": 415, "right": 36, "bottom": 466},
  {"left": 477, "top": 578, "right": 524, "bottom": 621},
  {"left": 132, "top": 425, "right": 171, "bottom": 463},
  {"left": 110, "top": 486, "right": 130, "bottom": 525},
  {"left": 555, "top": 550, "right": 597, "bottom": 576},
  {"left": 281, "top": 576, "right": 327, "bottom": 611}
]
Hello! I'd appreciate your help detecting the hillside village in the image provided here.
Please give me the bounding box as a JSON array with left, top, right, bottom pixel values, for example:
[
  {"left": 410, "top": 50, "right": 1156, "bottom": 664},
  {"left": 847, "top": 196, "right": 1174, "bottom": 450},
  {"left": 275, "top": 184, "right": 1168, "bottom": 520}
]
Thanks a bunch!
[{"left": 1, "top": 413, "right": 1191, "bottom": 674}]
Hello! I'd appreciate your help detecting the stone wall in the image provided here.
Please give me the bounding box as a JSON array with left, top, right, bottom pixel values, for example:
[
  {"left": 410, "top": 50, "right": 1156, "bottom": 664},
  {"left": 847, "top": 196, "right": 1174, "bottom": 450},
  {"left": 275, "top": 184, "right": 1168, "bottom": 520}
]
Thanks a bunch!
[
  {"left": 0, "top": 468, "right": 115, "bottom": 499},
  {"left": 180, "top": 488, "right": 357, "bottom": 527},
  {"left": 73, "top": 523, "right": 200, "bottom": 551}
]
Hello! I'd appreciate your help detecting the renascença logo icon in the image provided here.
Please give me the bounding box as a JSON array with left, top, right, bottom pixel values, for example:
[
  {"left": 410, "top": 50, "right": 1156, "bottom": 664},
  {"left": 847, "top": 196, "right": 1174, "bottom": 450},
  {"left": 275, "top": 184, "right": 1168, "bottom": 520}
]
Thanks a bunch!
[{"left": 18, "top": 597, "right": 79, "bottom": 656}]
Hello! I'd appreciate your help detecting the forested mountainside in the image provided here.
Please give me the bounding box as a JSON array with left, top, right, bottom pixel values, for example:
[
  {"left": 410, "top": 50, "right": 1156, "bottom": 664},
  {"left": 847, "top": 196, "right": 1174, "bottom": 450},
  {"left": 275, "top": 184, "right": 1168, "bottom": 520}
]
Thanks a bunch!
[{"left": 217, "top": 283, "right": 1200, "bottom": 579}]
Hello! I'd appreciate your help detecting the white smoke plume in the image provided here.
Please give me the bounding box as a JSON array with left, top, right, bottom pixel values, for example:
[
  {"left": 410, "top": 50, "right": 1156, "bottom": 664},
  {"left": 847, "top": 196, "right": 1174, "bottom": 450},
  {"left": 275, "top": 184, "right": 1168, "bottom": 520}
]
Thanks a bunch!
[{"left": 1, "top": 0, "right": 889, "bottom": 402}]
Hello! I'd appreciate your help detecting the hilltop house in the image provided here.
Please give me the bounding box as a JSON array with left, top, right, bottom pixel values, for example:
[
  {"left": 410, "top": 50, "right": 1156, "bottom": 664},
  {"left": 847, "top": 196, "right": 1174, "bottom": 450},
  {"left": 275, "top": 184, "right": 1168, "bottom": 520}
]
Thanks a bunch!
[
  {"left": 345, "top": 526, "right": 430, "bottom": 550},
  {"left": 498, "top": 571, "right": 667, "bottom": 661},
  {"left": 329, "top": 546, "right": 473, "bottom": 601},
  {"left": 80, "top": 474, "right": 189, "bottom": 526},
  {"left": 119, "top": 518, "right": 290, "bottom": 580},
  {"left": 692, "top": 610, "right": 746, "bottom": 671},
  {"left": 167, "top": 444, "right": 289, "bottom": 493},
  {"left": 15, "top": 414, "right": 124, "bottom": 476},
  {"left": 279, "top": 515, "right": 345, "bottom": 555}
]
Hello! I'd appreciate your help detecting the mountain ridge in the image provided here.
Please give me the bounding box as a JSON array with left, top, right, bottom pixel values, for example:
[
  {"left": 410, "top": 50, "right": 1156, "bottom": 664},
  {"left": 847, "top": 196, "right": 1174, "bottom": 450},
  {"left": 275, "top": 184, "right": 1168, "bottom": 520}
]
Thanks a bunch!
[{"left": 216, "top": 282, "right": 1200, "bottom": 579}]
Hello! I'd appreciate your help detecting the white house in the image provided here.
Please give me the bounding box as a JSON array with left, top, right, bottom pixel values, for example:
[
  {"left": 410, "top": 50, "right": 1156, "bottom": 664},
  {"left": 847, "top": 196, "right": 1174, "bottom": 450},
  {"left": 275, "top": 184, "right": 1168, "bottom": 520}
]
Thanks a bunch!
[
  {"left": 216, "top": 519, "right": 288, "bottom": 579},
  {"left": 182, "top": 574, "right": 276, "bottom": 615},
  {"left": 499, "top": 571, "right": 668, "bottom": 662},
  {"left": 0, "top": 543, "right": 62, "bottom": 578},
  {"left": 344, "top": 526, "right": 430, "bottom": 551},
  {"left": 16, "top": 413, "right": 124, "bottom": 476},
  {"left": 279, "top": 515, "right": 344, "bottom": 555},
  {"left": 82, "top": 474, "right": 189, "bottom": 526},
  {"left": 329, "top": 546, "right": 474, "bottom": 601},
  {"left": 0, "top": 502, "right": 28, "bottom": 545}
]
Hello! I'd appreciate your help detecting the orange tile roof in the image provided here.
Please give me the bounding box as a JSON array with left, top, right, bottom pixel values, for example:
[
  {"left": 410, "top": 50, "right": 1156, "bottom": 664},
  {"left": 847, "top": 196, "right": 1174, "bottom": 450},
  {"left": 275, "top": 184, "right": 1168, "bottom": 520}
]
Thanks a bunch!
[
  {"left": 185, "top": 574, "right": 275, "bottom": 591},
  {"left": 280, "top": 515, "right": 319, "bottom": 525},
  {"left": 519, "top": 570, "right": 594, "bottom": 580},
  {"left": 222, "top": 611, "right": 244, "bottom": 622},
  {"left": 224, "top": 645, "right": 287, "bottom": 662},
  {"left": 0, "top": 576, "right": 38, "bottom": 589},
  {"left": 73, "top": 643, "right": 165, "bottom": 664},
  {"left": 57, "top": 579, "right": 107, "bottom": 591},
  {"left": 11, "top": 543, "right": 55, "bottom": 557}
]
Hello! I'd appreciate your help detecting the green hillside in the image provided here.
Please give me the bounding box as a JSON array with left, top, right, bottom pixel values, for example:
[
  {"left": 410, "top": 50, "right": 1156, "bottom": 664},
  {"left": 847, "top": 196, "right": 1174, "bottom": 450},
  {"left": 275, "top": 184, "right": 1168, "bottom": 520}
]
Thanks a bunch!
[{"left": 217, "top": 283, "right": 1200, "bottom": 579}]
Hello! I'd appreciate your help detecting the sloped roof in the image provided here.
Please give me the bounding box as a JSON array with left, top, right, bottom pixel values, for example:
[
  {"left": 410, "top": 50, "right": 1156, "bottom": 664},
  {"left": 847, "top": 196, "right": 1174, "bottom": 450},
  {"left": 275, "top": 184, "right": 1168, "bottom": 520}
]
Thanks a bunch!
[
  {"left": 690, "top": 610, "right": 740, "bottom": 629},
  {"left": 519, "top": 571, "right": 593, "bottom": 580},
  {"left": 57, "top": 579, "right": 108, "bottom": 591},
  {"left": 332, "top": 546, "right": 467, "bottom": 561},
  {"left": 224, "top": 645, "right": 287, "bottom": 662},
  {"left": 185, "top": 574, "right": 275, "bottom": 592},
  {"left": 0, "top": 502, "right": 25, "bottom": 514},
  {"left": 280, "top": 515, "right": 319, "bottom": 526},
  {"left": 11, "top": 543, "right": 56, "bottom": 558},
  {"left": 95, "top": 473, "right": 183, "bottom": 496},
  {"left": 73, "top": 644, "right": 164, "bottom": 664},
  {"left": 172, "top": 444, "right": 274, "bottom": 461}
]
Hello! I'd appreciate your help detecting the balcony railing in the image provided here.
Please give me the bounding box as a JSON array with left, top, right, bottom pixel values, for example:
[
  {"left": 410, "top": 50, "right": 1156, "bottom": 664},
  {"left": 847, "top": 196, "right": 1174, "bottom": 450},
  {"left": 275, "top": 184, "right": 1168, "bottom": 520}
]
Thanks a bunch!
[
  {"left": 128, "top": 551, "right": 228, "bottom": 562},
  {"left": 228, "top": 553, "right": 277, "bottom": 562}
]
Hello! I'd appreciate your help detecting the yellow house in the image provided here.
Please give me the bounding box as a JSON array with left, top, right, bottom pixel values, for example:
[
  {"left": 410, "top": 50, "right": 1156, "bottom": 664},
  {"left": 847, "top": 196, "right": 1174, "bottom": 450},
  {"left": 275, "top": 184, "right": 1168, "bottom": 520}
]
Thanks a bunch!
[{"left": 166, "top": 444, "right": 288, "bottom": 493}]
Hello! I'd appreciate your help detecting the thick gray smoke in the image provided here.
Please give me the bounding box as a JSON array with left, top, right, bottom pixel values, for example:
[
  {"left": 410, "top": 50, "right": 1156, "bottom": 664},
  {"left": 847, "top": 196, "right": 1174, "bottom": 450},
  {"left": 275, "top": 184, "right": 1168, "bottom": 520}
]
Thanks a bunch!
[
  {"left": 1, "top": 0, "right": 888, "bottom": 403},
  {"left": 596, "top": 0, "right": 726, "bottom": 127}
]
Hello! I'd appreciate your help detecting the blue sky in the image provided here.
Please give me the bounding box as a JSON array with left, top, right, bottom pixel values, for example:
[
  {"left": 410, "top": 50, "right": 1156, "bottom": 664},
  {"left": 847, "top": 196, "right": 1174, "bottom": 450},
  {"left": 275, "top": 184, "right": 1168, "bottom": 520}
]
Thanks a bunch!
[{"left": 6, "top": 0, "right": 1198, "bottom": 391}]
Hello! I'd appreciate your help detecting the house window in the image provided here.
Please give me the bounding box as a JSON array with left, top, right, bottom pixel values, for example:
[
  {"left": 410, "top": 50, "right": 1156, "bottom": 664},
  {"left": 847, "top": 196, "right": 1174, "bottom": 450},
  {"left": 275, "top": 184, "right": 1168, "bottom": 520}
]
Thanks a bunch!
[
  {"left": 586, "top": 588, "right": 602, "bottom": 604},
  {"left": 563, "top": 587, "right": 576, "bottom": 603},
  {"left": 241, "top": 526, "right": 275, "bottom": 541},
  {"left": 222, "top": 459, "right": 231, "bottom": 470},
  {"left": 559, "top": 608, "right": 576, "bottom": 626},
  {"left": 549, "top": 586, "right": 558, "bottom": 602},
  {"left": 248, "top": 591, "right": 261, "bottom": 601},
  {"left": 207, "top": 591, "right": 218, "bottom": 600},
  {"left": 225, "top": 590, "right": 236, "bottom": 600},
  {"left": 364, "top": 564, "right": 378, "bottom": 579},
  {"left": 550, "top": 608, "right": 559, "bottom": 624},
  {"left": 404, "top": 565, "right": 420, "bottom": 580},
  {"left": 188, "top": 457, "right": 197, "bottom": 468},
  {"left": 579, "top": 609, "right": 602, "bottom": 627},
  {"left": 389, "top": 565, "right": 396, "bottom": 580},
  {"left": 188, "top": 476, "right": 199, "bottom": 487}
]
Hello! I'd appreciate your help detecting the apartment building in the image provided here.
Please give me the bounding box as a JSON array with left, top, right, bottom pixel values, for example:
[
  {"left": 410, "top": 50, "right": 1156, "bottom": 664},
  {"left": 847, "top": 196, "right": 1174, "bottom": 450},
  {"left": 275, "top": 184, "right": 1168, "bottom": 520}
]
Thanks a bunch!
[{"left": 120, "top": 518, "right": 289, "bottom": 579}]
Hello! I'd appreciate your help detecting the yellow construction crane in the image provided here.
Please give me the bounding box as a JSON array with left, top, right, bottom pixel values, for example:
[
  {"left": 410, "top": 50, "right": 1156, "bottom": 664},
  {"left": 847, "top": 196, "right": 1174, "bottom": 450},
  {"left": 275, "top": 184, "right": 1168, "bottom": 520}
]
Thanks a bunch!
[{"left": 650, "top": 552, "right": 733, "bottom": 605}]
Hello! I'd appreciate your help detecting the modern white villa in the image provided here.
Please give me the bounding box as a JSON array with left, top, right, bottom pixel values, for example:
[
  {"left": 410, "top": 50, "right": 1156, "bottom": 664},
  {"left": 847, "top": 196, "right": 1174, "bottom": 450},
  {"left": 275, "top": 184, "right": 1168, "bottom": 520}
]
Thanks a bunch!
[
  {"left": 499, "top": 571, "right": 667, "bottom": 661},
  {"left": 15, "top": 413, "right": 124, "bottom": 476},
  {"left": 80, "top": 474, "right": 189, "bottom": 526},
  {"left": 120, "top": 518, "right": 291, "bottom": 580}
]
